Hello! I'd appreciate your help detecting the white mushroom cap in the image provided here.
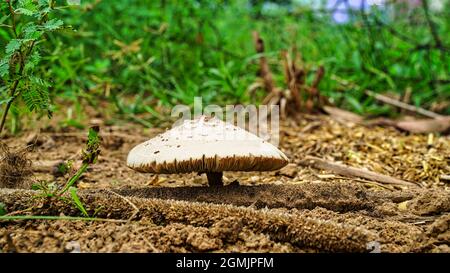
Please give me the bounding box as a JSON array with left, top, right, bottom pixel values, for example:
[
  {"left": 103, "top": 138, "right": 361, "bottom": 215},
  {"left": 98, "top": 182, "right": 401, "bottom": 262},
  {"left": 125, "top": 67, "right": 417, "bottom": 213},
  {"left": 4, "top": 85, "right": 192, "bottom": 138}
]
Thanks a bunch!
[{"left": 127, "top": 116, "right": 289, "bottom": 173}]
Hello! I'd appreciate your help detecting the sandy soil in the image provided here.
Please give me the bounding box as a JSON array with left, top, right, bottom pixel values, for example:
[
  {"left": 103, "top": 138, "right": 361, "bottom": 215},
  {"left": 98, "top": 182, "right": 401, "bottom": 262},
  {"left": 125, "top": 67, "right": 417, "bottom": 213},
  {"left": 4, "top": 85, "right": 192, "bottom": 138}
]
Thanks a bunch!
[{"left": 0, "top": 114, "right": 449, "bottom": 252}]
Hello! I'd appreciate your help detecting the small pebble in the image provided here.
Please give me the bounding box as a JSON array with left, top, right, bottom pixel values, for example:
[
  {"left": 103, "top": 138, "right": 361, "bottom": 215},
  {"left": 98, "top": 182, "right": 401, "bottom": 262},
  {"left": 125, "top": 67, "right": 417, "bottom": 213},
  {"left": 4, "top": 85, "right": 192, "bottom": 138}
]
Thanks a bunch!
[{"left": 65, "top": 241, "right": 81, "bottom": 253}]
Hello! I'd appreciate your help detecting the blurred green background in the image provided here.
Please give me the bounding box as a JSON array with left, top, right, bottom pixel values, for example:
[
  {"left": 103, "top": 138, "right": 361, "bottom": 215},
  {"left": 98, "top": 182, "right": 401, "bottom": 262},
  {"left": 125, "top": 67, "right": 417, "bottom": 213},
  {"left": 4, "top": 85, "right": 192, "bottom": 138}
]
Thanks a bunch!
[{"left": 1, "top": 0, "right": 449, "bottom": 131}]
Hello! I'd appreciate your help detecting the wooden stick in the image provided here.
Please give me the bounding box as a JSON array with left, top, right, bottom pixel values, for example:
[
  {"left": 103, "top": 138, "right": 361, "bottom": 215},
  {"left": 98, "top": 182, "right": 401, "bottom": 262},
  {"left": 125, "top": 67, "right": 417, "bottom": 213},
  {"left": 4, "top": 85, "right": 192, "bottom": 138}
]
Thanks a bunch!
[
  {"left": 331, "top": 75, "right": 442, "bottom": 119},
  {"left": 365, "top": 90, "right": 442, "bottom": 119},
  {"left": 299, "top": 156, "right": 420, "bottom": 188}
]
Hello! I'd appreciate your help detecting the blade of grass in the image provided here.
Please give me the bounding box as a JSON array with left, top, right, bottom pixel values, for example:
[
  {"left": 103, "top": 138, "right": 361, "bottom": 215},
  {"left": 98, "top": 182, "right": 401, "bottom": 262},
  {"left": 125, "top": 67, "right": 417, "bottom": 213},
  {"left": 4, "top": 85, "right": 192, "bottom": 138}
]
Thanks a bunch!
[
  {"left": 0, "top": 215, "right": 126, "bottom": 222},
  {"left": 58, "top": 162, "right": 88, "bottom": 195},
  {"left": 0, "top": 202, "right": 6, "bottom": 216},
  {"left": 69, "top": 186, "right": 88, "bottom": 217}
]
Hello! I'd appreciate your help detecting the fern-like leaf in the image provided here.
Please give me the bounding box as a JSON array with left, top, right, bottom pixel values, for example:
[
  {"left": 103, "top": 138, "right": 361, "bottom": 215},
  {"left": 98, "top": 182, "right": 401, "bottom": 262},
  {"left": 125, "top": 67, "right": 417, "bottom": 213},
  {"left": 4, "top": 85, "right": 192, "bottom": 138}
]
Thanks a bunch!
[
  {"left": 0, "top": 58, "right": 9, "bottom": 77},
  {"left": 22, "top": 85, "right": 51, "bottom": 113},
  {"left": 15, "top": 8, "right": 34, "bottom": 16},
  {"left": 43, "top": 19, "right": 63, "bottom": 31},
  {"left": 16, "top": 0, "right": 37, "bottom": 16},
  {"left": 5, "top": 39, "right": 21, "bottom": 55},
  {"left": 23, "top": 23, "right": 41, "bottom": 40},
  {"left": 24, "top": 51, "right": 41, "bottom": 72}
]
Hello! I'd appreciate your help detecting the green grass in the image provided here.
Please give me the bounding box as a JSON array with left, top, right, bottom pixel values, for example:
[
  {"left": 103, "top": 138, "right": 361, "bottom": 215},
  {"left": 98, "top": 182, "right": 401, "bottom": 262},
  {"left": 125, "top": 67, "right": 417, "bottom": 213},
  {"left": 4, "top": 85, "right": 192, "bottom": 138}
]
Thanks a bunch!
[
  {"left": 1, "top": 0, "right": 449, "bottom": 133},
  {"left": 2, "top": 126, "right": 101, "bottom": 220}
]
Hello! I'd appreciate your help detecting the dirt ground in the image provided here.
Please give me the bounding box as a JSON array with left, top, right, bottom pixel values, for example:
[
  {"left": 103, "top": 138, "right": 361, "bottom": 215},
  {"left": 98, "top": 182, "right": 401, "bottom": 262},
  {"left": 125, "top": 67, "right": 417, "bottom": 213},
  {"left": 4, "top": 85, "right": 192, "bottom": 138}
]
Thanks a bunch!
[{"left": 0, "top": 114, "right": 449, "bottom": 252}]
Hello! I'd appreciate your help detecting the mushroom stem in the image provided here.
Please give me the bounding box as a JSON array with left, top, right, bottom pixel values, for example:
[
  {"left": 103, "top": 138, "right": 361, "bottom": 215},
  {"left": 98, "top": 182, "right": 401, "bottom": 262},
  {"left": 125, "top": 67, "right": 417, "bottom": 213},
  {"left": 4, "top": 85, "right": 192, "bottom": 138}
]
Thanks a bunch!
[{"left": 206, "top": 172, "right": 223, "bottom": 187}]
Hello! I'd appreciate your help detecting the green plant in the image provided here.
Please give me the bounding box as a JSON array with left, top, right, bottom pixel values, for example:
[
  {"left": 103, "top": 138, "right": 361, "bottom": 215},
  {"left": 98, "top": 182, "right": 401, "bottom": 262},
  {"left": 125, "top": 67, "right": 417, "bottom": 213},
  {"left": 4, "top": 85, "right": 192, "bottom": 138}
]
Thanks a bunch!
[
  {"left": 0, "top": 0, "right": 65, "bottom": 135},
  {"left": 58, "top": 126, "right": 100, "bottom": 195},
  {"left": 69, "top": 186, "right": 88, "bottom": 217},
  {"left": 51, "top": 0, "right": 448, "bottom": 120},
  {"left": 2, "top": 0, "right": 449, "bottom": 130},
  {"left": 0, "top": 202, "right": 6, "bottom": 216},
  {"left": 31, "top": 126, "right": 100, "bottom": 216}
]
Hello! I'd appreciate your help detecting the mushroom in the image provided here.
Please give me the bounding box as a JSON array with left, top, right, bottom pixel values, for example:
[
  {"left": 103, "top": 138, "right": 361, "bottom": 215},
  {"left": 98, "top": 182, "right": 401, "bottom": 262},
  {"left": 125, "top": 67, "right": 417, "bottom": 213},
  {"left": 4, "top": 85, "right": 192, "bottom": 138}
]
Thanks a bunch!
[{"left": 127, "top": 116, "right": 289, "bottom": 186}]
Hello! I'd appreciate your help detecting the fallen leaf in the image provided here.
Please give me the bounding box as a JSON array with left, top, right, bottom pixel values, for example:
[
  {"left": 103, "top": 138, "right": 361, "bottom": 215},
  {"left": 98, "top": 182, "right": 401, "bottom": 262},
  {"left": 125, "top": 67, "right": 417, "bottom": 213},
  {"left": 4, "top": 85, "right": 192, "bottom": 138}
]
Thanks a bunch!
[{"left": 395, "top": 117, "right": 450, "bottom": 134}]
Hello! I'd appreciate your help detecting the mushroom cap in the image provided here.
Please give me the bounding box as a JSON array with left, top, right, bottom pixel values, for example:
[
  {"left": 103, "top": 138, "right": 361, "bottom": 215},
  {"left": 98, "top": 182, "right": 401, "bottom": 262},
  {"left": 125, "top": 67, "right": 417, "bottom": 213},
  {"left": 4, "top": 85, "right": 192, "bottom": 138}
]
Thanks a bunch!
[{"left": 127, "top": 116, "right": 289, "bottom": 173}]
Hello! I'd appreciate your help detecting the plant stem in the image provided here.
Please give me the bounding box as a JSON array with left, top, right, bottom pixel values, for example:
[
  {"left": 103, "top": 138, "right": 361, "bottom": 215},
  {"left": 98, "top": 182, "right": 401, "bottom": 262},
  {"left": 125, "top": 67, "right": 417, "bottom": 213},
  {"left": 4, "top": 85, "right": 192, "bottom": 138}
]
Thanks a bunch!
[
  {"left": 0, "top": 49, "right": 26, "bottom": 136},
  {"left": 58, "top": 163, "right": 89, "bottom": 195},
  {"left": 0, "top": 77, "right": 21, "bottom": 137},
  {"left": 7, "top": 1, "right": 17, "bottom": 38},
  {"left": 0, "top": 2, "right": 39, "bottom": 137},
  {"left": 0, "top": 44, "right": 37, "bottom": 137},
  {"left": 0, "top": 3, "right": 20, "bottom": 137},
  {"left": 0, "top": 215, "right": 126, "bottom": 222},
  {"left": 421, "top": 0, "right": 443, "bottom": 50}
]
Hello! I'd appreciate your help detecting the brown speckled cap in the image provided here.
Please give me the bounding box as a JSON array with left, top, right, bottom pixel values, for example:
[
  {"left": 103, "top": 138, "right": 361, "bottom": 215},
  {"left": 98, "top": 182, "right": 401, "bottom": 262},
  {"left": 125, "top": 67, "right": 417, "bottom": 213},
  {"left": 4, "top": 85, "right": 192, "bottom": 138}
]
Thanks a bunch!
[{"left": 127, "top": 116, "right": 289, "bottom": 174}]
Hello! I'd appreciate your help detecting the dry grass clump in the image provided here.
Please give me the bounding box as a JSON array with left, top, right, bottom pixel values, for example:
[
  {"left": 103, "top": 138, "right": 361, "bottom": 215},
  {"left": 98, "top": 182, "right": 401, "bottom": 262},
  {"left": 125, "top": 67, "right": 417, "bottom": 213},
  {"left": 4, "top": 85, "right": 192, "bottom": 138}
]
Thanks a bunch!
[{"left": 0, "top": 143, "right": 33, "bottom": 189}]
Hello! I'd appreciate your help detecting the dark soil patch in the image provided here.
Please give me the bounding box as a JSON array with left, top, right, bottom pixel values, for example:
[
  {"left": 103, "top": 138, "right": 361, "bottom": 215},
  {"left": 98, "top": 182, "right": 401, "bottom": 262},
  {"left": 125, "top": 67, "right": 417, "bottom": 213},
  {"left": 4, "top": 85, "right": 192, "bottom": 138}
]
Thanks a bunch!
[
  {"left": 0, "top": 188, "right": 375, "bottom": 252},
  {"left": 1, "top": 220, "right": 297, "bottom": 253},
  {"left": 1, "top": 182, "right": 449, "bottom": 253},
  {"left": 116, "top": 182, "right": 376, "bottom": 213}
]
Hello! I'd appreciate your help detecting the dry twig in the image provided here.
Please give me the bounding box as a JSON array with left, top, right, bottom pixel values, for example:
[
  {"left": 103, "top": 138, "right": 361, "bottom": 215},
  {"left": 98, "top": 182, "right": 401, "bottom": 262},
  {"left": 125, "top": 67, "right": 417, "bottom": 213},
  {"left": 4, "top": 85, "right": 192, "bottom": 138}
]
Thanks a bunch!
[
  {"left": 331, "top": 75, "right": 442, "bottom": 119},
  {"left": 105, "top": 189, "right": 140, "bottom": 222},
  {"left": 299, "top": 156, "right": 420, "bottom": 188},
  {"left": 365, "top": 90, "right": 443, "bottom": 119}
]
